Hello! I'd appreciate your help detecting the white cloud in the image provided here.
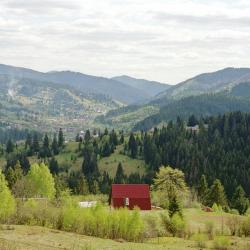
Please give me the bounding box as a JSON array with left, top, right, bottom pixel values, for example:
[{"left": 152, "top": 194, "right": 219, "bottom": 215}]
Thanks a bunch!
[{"left": 0, "top": 0, "right": 250, "bottom": 83}]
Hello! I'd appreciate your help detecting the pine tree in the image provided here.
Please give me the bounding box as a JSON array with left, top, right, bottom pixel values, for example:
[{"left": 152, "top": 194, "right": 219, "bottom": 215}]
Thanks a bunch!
[
  {"left": 58, "top": 128, "right": 64, "bottom": 148},
  {"left": 231, "top": 185, "right": 249, "bottom": 215},
  {"left": 128, "top": 133, "right": 137, "bottom": 158},
  {"left": 49, "top": 157, "right": 59, "bottom": 175},
  {"left": 207, "top": 179, "right": 228, "bottom": 208},
  {"left": 168, "top": 194, "right": 183, "bottom": 218},
  {"left": 6, "top": 139, "right": 14, "bottom": 154},
  {"left": 5, "top": 161, "right": 23, "bottom": 190},
  {"left": 114, "top": 162, "right": 126, "bottom": 184},
  {"left": 82, "top": 143, "right": 99, "bottom": 181},
  {"left": 120, "top": 133, "right": 124, "bottom": 144},
  {"left": 25, "top": 133, "right": 32, "bottom": 149},
  {"left": 32, "top": 133, "right": 40, "bottom": 153},
  {"left": 84, "top": 130, "right": 91, "bottom": 142},
  {"left": 198, "top": 175, "right": 209, "bottom": 205},
  {"left": 78, "top": 175, "right": 89, "bottom": 195},
  {"left": 51, "top": 134, "right": 59, "bottom": 155}
]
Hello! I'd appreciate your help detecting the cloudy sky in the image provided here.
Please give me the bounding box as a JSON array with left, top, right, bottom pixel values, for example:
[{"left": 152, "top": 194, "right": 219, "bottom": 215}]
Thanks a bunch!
[{"left": 1, "top": 0, "right": 250, "bottom": 84}]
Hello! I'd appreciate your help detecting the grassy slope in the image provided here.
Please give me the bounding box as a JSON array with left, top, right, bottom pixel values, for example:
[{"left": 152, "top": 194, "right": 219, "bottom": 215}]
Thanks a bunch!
[
  {"left": 0, "top": 209, "right": 249, "bottom": 250},
  {"left": 0, "top": 142, "right": 146, "bottom": 177},
  {"left": 98, "top": 145, "right": 146, "bottom": 177},
  {"left": 0, "top": 225, "right": 197, "bottom": 250}
]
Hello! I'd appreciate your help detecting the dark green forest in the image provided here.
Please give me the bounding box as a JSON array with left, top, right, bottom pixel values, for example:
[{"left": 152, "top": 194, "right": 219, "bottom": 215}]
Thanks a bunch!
[{"left": 1, "top": 111, "right": 250, "bottom": 213}]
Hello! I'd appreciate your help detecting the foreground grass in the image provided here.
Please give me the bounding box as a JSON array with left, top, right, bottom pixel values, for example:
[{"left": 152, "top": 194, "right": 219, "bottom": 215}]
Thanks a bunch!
[
  {"left": 0, "top": 225, "right": 249, "bottom": 250},
  {"left": 0, "top": 225, "right": 197, "bottom": 250}
]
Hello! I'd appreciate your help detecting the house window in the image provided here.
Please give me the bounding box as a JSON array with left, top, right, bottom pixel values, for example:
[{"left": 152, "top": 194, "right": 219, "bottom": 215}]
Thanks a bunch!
[{"left": 124, "top": 197, "right": 129, "bottom": 206}]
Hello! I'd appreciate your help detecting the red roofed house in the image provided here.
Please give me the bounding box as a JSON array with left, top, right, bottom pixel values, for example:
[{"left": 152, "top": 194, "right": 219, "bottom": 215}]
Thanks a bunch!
[{"left": 111, "top": 184, "right": 151, "bottom": 210}]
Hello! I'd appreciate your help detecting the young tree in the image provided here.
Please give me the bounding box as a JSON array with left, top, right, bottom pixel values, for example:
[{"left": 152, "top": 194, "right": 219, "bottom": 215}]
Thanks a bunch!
[
  {"left": 26, "top": 163, "right": 56, "bottom": 199},
  {"left": 231, "top": 185, "right": 249, "bottom": 215},
  {"left": 168, "top": 194, "right": 183, "bottom": 218},
  {"left": 0, "top": 171, "right": 16, "bottom": 221},
  {"left": 207, "top": 179, "right": 227, "bottom": 208},
  {"left": 152, "top": 165, "right": 188, "bottom": 201},
  {"left": 5, "top": 161, "right": 23, "bottom": 190}
]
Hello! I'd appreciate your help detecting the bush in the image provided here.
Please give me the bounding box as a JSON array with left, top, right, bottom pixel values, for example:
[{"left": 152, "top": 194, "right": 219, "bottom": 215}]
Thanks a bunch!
[
  {"left": 143, "top": 212, "right": 166, "bottom": 237},
  {"left": 240, "top": 216, "right": 250, "bottom": 237},
  {"left": 161, "top": 212, "right": 186, "bottom": 237},
  {"left": 213, "top": 236, "right": 230, "bottom": 250},
  {"left": 192, "top": 233, "right": 207, "bottom": 248},
  {"left": 205, "top": 221, "right": 215, "bottom": 240},
  {"left": 226, "top": 215, "right": 241, "bottom": 236},
  {"left": 61, "top": 204, "right": 144, "bottom": 241}
]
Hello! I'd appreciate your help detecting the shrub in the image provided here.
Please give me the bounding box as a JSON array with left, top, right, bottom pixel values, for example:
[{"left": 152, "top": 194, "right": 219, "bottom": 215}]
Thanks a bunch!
[
  {"left": 143, "top": 212, "right": 166, "bottom": 237},
  {"left": 0, "top": 171, "right": 16, "bottom": 222},
  {"left": 205, "top": 221, "right": 215, "bottom": 240},
  {"left": 192, "top": 233, "right": 207, "bottom": 248},
  {"left": 226, "top": 215, "right": 241, "bottom": 236},
  {"left": 160, "top": 212, "right": 186, "bottom": 238},
  {"left": 240, "top": 216, "right": 250, "bottom": 237},
  {"left": 61, "top": 204, "right": 144, "bottom": 241},
  {"left": 213, "top": 236, "right": 230, "bottom": 250}
]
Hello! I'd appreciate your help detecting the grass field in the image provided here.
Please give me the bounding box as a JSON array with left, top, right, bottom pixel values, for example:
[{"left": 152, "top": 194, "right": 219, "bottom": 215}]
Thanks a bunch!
[
  {"left": 0, "top": 225, "right": 199, "bottom": 250},
  {"left": 98, "top": 145, "right": 146, "bottom": 177},
  {"left": 0, "top": 208, "right": 249, "bottom": 250}
]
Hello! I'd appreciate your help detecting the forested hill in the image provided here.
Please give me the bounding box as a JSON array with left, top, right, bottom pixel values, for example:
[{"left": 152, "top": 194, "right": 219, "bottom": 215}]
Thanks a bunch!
[
  {"left": 1, "top": 112, "right": 249, "bottom": 210},
  {"left": 133, "top": 94, "right": 250, "bottom": 131}
]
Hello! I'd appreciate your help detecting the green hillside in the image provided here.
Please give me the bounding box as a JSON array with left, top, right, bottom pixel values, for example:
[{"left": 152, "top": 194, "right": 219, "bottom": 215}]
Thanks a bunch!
[{"left": 0, "top": 75, "right": 119, "bottom": 138}]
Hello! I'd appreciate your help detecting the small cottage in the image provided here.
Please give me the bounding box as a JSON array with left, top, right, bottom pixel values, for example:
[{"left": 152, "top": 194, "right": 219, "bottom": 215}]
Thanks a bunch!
[{"left": 110, "top": 184, "right": 151, "bottom": 210}]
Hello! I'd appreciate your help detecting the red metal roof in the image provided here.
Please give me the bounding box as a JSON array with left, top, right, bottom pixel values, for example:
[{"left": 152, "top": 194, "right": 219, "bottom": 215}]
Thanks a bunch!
[{"left": 112, "top": 184, "right": 150, "bottom": 198}]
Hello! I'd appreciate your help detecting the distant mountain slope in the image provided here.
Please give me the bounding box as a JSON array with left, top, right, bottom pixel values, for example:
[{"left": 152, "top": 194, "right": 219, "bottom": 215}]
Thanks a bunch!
[
  {"left": 133, "top": 94, "right": 250, "bottom": 131},
  {"left": 112, "top": 75, "right": 170, "bottom": 97},
  {"left": 156, "top": 67, "right": 250, "bottom": 100},
  {"left": 0, "top": 74, "right": 118, "bottom": 137},
  {"left": 0, "top": 64, "right": 152, "bottom": 104}
]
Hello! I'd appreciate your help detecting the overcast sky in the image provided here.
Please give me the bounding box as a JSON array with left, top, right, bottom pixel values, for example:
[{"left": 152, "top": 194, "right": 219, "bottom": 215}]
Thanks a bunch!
[{"left": 1, "top": 0, "right": 250, "bottom": 84}]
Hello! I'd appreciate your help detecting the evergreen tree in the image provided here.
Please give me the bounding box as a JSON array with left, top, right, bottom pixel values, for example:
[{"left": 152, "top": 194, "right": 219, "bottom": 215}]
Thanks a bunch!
[
  {"left": 120, "top": 133, "right": 124, "bottom": 144},
  {"left": 6, "top": 139, "right": 14, "bottom": 153},
  {"left": 198, "top": 175, "right": 209, "bottom": 205},
  {"left": 128, "top": 133, "right": 138, "bottom": 158},
  {"left": 114, "top": 162, "right": 126, "bottom": 184},
  {"left": 84, "top": 130, "right": 91, "bottom": 142},
  {"left": 51, "top": 134, "right": 59, "bottom": 155},
  {"left": 78, "top": 175, "right": 89, "bottom": 195},
  {"left": 49, "top": 157, "right": 59, "bottom": 175},
  {"left": 25, "top": 133, "right": 32, "bottom": 149},
  {"left": 5, "top": 161, "right": 23, "bottom": 190},
  {"left": 32, "top": 132, "right": 40, "bottom": 153},
  {"left": 168, "top": 194, "right": 183, "bottom": 218},
  {"left": 58, "top": 128, "right": 64, "bottom": 148},
  {"left": 207, "top": 179, "right": 228, "bottom": 208},
  {"left": 82, "top": 143, "right": 99, "bottom": 181},
  {"left": 231, "top": 185, "right": 249, "bottom": 215}
]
